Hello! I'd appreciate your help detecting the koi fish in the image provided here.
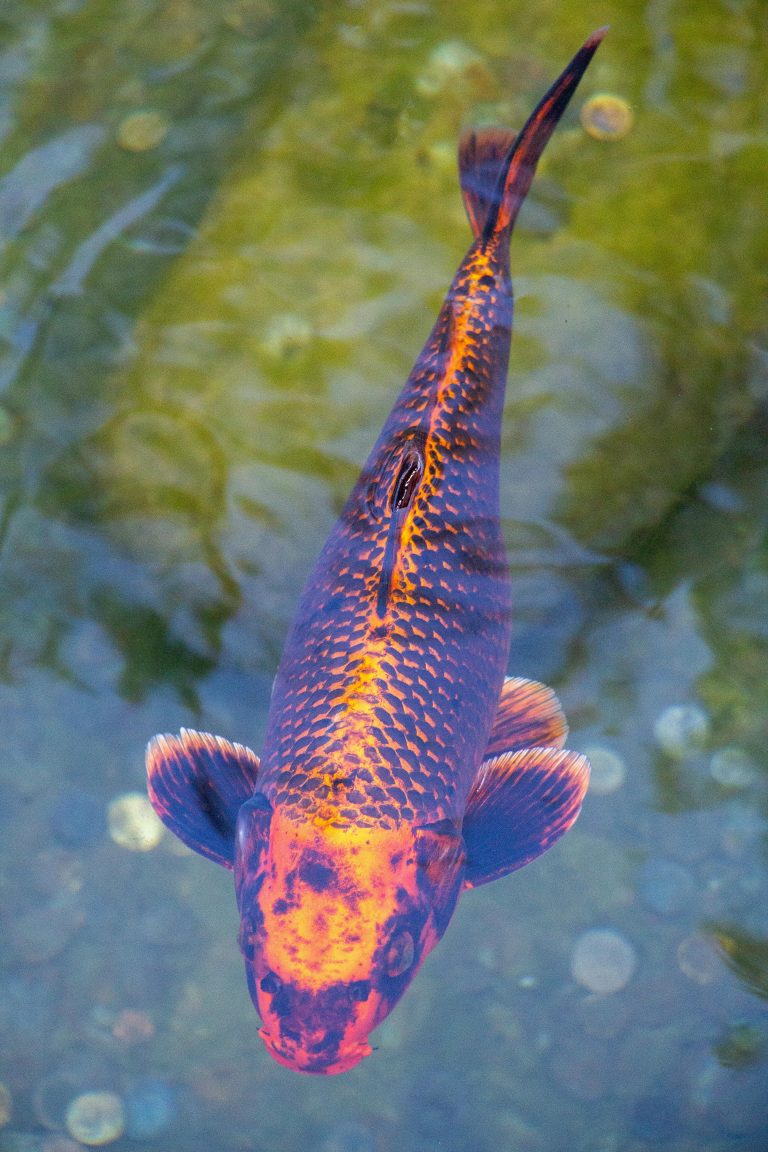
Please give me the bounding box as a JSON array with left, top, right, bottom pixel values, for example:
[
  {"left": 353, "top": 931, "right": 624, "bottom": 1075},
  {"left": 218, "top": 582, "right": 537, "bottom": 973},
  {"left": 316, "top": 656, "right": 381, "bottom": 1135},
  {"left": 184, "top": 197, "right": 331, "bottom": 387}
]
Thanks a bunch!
[{"left": 146, "top": 29, "right": 605, "bottom": 1075}]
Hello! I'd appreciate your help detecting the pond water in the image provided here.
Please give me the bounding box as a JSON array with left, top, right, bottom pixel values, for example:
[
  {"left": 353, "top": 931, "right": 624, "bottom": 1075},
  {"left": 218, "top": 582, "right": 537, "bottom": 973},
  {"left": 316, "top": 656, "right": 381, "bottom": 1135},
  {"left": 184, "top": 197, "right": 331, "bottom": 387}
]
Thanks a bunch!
[{"left": 0, "top": 1, "right": 766, "bottom": 1149}]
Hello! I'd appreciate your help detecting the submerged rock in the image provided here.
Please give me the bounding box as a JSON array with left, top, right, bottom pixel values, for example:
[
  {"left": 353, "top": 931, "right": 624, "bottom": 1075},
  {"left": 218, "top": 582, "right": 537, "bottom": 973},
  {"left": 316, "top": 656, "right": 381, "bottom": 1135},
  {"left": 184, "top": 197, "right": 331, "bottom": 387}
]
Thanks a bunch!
[
  {"left": 571, "top": 928, "right": 637, "bottom": 994},
  {"left": 65, "top": 1092, "right": 125, "bottom": 1146},
  {"left": 107, "top": 793, "right": 163, "bottom": 852}
]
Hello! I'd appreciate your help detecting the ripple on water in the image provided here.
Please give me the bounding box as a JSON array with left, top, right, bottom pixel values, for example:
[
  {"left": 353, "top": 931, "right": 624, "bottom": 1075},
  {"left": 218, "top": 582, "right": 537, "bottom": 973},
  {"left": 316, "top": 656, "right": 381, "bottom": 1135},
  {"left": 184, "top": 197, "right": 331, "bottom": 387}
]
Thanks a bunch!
[{"left": 571, "top": 928, "right": 637, "bottom": 995}]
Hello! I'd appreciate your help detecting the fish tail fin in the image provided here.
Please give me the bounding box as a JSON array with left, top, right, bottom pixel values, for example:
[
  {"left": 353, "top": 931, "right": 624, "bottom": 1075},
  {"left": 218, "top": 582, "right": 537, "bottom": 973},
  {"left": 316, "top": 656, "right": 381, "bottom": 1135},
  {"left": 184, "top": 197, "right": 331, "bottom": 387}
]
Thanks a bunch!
[{"left": 459, "top": 27, "right": 607, "bottom": 243}]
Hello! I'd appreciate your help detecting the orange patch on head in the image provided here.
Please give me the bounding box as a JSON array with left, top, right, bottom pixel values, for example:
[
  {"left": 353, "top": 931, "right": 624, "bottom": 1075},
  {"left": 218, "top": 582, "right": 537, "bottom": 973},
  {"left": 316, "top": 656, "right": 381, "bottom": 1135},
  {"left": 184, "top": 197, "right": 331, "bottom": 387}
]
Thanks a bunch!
[{"left": 258, "top": 810, "right": 418, "bottom": 990}]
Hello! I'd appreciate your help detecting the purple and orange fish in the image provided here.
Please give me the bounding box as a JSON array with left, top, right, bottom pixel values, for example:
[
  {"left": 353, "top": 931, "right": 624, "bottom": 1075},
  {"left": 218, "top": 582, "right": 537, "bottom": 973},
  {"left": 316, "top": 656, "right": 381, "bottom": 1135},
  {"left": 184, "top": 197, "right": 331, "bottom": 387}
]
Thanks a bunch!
[{"left": 147, "top": 30, "right": 605, "bottom": 1075}]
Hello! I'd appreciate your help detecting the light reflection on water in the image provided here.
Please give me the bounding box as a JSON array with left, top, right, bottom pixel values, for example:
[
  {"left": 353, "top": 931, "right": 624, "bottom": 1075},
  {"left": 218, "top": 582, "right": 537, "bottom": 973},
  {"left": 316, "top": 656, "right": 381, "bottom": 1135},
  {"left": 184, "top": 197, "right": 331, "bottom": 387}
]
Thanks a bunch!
[{"left": 0, "top": 1, "right": 766, "bottom": 1149}]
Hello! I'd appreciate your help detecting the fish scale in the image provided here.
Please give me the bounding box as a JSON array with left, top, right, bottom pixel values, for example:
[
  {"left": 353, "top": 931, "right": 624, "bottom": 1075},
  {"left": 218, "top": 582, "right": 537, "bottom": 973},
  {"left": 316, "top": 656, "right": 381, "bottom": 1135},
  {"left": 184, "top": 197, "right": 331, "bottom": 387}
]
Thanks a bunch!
[{"left": 260, "top": 241, "right": 514, "bottom": 828}]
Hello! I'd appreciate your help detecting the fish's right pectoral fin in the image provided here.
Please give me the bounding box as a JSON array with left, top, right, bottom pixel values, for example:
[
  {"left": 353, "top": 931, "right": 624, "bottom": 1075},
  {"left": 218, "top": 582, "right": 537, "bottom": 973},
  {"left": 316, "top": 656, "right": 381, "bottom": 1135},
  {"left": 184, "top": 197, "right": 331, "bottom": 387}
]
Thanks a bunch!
[
  {"left": 146, "top": 729, "right": 260, "bottom": 869},
  {"left": 462, "top": 746, "right": 590, "bottom": 889}
]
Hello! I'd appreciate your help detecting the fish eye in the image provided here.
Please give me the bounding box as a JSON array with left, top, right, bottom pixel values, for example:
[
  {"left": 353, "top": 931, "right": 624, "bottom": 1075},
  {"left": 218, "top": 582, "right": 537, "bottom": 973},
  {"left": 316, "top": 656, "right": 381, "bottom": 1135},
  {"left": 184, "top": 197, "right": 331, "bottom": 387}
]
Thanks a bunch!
[
  {"left": 260, "top": 971, "right": 281, "bottom": 995},
  {"left": 348, "top": 979, "right": 371, "bottom": 1003},
  {"left": 384, "top": 929, "right": 415, "bottom": 978}
]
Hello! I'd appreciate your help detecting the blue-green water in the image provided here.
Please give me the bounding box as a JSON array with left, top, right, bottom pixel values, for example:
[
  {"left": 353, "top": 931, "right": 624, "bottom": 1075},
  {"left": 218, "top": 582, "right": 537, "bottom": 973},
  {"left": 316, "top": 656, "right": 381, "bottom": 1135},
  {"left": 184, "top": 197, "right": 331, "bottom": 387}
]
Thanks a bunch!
[{"left": 0, "top": 1, "right": 766, "bottom": 1148}]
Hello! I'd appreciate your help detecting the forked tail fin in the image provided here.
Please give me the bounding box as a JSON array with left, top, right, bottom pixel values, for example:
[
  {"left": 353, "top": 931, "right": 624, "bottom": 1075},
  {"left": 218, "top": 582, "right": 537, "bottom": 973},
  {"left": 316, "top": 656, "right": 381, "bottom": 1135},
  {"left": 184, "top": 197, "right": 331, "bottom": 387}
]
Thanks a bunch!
[{"left": 459, "top": 28, "right": 607, "bottom": 243}]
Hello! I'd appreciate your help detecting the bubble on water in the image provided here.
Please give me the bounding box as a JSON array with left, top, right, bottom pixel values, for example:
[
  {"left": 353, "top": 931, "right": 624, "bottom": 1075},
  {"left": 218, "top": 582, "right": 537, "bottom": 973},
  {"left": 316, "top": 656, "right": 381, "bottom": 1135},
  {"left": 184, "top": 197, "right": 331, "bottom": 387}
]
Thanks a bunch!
[
  {"left": 117, "top": 111, "right": 170, "bottom": 152},
  {"left": 65, "top": 1092, "right": 125, "bottom": 1146},
  {"left": 709, "top": 747, "right": 757, "bottom": 789},
  {"left": 580, "top": 93, "right": 634, "bottom": 140},
  {"left": 653, "top": 704, "right": 710, "bottom": 758},
  {"left": 107, "top": 793, "right": 163, "bottom": 851},
  {"left": 638, "top": 857, "right": 695, "bottom": 916},
  {"left": 584, "top": 745, "right": 626, "bottom": 795},
  {"left": 571, "top": 928, "right": 637, "bottom": 994}
]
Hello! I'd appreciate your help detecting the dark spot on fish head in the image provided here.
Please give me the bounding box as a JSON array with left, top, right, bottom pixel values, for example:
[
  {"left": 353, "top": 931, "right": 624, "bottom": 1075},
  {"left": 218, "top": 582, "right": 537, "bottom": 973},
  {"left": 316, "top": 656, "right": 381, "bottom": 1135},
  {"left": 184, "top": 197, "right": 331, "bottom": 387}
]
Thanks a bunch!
[{"left": 298, "top": 853, "right": 337, "bottom": 893}]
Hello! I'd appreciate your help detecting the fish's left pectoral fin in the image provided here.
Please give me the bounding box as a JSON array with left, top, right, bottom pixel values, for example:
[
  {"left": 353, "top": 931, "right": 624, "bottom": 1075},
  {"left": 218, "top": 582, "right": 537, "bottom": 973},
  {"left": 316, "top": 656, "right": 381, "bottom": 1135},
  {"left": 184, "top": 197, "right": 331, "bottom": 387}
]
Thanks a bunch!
[
  {"left": 485, "top": 676, "right": 568, "bottom": 758},
  {"left": 146, "top": 729, "right": 260, "bottom": 870},
  {"left": 462, "top": 746, "right": 590, "bottom": 889}
]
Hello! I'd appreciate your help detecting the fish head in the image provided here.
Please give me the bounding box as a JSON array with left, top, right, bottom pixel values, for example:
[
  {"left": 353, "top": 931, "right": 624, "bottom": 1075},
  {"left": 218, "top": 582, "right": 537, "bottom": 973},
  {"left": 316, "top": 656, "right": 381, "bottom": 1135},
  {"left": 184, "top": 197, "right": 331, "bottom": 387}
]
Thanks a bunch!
[{"left": 234, "top": 796, "right": 465, "bottom": 1073}]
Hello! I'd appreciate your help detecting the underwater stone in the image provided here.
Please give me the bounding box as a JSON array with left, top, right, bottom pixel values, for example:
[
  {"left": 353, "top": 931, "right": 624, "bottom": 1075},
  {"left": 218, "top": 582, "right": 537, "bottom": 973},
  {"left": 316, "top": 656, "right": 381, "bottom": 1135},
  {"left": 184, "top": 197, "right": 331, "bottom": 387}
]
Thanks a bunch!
[
  {"left": 571, "top": 928, "right": 637, "bottom": 995},
  {"left": 111, "top": 1009, "right": 155, "bottom": 1045},
  {"left": 709, "top": 746, "right": 757, "bottom": 789},
  {"left": 653, "top": 703, "right": 710, "bottom": 758},
  {"left": 580, "top": 93, "right": 634, "bottom": 140},
  {"left": 117, "top": 111, "right": 170, "bottom": 152},
  {"left": 583, "top": 745, "right": 626, "bottom": 795},
  {"left": 65, "top": 1092, "right": 125, "bottom": 1146},
  {"left": 677, "top": 934, "right": 720, "bottom": 985},
  {"left": 107, "top": 793, "right": 164, "bottom": 852}
]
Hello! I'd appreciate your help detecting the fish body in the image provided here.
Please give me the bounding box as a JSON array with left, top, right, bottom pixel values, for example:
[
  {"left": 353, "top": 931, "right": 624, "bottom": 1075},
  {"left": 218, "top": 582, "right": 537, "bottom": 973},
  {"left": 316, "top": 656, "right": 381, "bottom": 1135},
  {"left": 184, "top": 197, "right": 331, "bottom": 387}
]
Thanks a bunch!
[{"left": 147, "top": 30, "right": 605, "bottom": 1075}]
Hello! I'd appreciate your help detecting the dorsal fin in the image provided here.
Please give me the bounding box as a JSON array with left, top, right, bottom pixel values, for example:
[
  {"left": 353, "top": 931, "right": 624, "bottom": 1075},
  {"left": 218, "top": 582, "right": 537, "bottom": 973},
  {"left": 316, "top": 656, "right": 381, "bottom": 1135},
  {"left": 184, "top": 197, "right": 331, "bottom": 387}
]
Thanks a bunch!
[{"left": 459, "top": 128, "right": 518, "bottom": 239}]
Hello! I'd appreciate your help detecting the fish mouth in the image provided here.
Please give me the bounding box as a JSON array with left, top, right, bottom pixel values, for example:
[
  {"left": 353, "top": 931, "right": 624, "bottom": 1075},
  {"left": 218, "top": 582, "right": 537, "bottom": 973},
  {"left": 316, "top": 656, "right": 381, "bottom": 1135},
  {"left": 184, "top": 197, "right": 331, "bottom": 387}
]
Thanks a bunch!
[{"left": 259, "top": 1027, "right": 372, "bottom": 1075}]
